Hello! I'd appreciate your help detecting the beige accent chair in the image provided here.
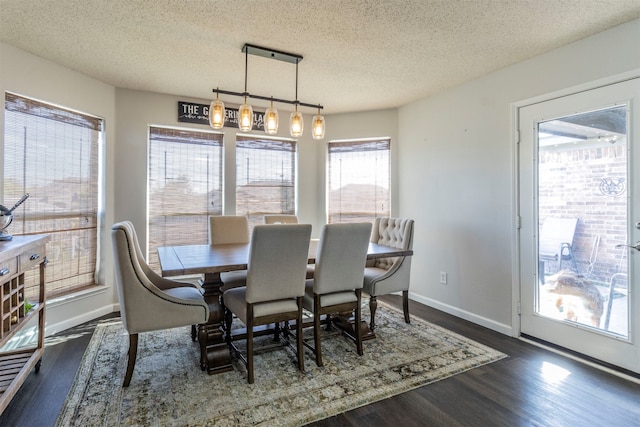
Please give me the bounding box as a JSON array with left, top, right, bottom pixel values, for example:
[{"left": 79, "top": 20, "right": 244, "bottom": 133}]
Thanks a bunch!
[
  {"left": 209, "top": 215, "right": 250, "bottom": 290},
  {"left": 264, "top": 214, "right": 299, "bottom": 224},
  {"left": 223, "top": 224, "right": 312, "bottom": 383},
  {"left": 111, "top": 221, "right": 209, "bottom": 387},
  {"left": 303, "top": 222, "right": 372, "bottom": 366},
  {"left": 363, "top": 217, "right": 414, "bottom": 332}
]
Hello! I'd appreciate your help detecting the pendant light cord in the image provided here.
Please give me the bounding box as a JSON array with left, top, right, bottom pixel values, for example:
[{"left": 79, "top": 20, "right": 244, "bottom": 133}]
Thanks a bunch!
[
  {"left": 295, "top": 58, "right": 299, "bottom": 104},
  {"left": 244, "top": 47, "right": 249, "bottom": 96}
]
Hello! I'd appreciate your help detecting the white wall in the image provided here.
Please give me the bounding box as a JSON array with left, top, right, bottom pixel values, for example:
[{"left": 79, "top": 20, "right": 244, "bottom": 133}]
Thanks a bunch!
[
  {"left": 0, "top": 42, "right": 117, "bottom": 334},
  {"left": 1, "top": 18, "right": 638, "bottom": 338},
  {"left": 398, "top": 19, "right": 640, "bottom": 334}
]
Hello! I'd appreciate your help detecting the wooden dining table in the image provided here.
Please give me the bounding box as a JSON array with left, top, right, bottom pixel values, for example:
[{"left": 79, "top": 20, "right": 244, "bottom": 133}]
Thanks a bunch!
[{"left": 158, "top": 240, "right": 413, "bottom": 375}]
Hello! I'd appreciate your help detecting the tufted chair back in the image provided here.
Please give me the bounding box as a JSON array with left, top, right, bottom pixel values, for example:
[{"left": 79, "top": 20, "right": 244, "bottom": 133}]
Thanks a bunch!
[
  {"left": 363, "top": 217, "right": 415, "bottom": 333},
  {"left": 368, "top": 217, "right": 414, "bottom": 269}
]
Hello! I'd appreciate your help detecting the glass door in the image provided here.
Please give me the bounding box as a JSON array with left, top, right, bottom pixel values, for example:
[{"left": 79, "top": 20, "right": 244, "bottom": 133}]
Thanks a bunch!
[{"left": 518, "top": 78, "right": 639, "bottom": 373}]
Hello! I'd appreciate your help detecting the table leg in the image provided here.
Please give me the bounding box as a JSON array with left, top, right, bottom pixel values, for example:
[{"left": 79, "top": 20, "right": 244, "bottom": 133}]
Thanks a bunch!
[
  {"left": 198, "top": 272, "right": 233, "bottom": 374},
  {"left": 332, "top": 314, "right": 376, "bottom": 341}
]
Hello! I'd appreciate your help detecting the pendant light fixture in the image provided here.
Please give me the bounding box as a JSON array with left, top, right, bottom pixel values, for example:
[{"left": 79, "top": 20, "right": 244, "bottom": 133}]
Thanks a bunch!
[
  {"left": 238, "top": 47, "right": 253, "bottom": 132},
  {"left": 264, "top": 97, "right": 279, "bottom": 134},
  {"left": 211, "top": 44, "right": 325, "bottom": 139},
  {"left": 312, "top": 106, "right": 325, "bottom": 140},
  {"left": 289, "top": 57, "right": 304, "bottom": 137},
  {"left": 209, "top": 89, "right": 225, "bottom": 129}
]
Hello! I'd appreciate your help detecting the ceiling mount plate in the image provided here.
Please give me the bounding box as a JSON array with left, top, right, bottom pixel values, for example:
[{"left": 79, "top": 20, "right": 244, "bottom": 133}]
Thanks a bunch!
[{"left": 242, "top": 43, "right": 303, "bottom": 64}]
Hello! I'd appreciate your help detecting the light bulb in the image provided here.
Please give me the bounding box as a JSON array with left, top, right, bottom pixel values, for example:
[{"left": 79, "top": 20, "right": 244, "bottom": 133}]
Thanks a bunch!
[
  {"left": 290, "top": 105, "right": 303, "bottom": 137},
  {"left": 238, "top": 98, "right": 253, "bottom": 132},
  {"left": 264, "top": 99, "right": 279, "bottom": 134},
  {"left": 209, "top": 98, "right": 225, "bottom": 130},
  {"left": 312, "top": 112, "right": 325, "bottom": 140}
]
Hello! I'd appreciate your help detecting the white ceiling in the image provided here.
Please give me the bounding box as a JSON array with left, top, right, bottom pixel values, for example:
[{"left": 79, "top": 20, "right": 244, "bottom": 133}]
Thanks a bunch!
[{"left": 1, "top": 0, "right": 639, "bottom": 114}]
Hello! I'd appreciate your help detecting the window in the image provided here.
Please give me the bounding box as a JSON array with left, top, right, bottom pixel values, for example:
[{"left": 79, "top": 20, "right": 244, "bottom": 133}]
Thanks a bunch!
[
  {"left": 235, "top": 135, "right": 296, "bottom": 229},
  {"left": 147, "top": 126, "right": 223, "bottom": 270},
  {"left": 3, "top": 92, "right": 101, "bottom": 299},
  {"left": 327, "top": 138, "right": 390, "bottom": 223}
]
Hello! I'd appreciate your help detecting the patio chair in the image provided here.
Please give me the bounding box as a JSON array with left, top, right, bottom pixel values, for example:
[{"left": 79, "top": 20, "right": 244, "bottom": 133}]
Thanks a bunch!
[{"left": 538, "top": 217, "right": 579, "bottom": 281}]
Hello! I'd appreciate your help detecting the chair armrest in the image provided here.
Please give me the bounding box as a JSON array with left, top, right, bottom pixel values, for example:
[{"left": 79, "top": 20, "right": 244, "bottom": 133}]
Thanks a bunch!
[{"left": 144, "top": 265, "right": 198, "bottom": 291}]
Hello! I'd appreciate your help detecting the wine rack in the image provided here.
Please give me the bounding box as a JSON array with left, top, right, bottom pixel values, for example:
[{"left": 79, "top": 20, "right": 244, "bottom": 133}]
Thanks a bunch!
[{"left": 0, "top": 235, "right": 48, "bottom": 414}]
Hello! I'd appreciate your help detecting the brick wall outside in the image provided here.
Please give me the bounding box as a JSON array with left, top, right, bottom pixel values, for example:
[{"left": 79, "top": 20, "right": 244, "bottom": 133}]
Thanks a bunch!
[{"left": 538, "top": 143, "right": 628, "bottom": 284}]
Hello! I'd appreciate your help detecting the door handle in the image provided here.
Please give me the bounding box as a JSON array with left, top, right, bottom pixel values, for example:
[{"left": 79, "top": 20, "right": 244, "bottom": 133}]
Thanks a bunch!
[{"left": 616, "top": 242, "right": 640, "bottom": 251}]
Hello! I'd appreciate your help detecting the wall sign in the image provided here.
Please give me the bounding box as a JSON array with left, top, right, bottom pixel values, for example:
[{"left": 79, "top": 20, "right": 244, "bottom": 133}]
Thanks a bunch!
[{"left": 178, "top": 101, "right": 265, "bottom": 131}]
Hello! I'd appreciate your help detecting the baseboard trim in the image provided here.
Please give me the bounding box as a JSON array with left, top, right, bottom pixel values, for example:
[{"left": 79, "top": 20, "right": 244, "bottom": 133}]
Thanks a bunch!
[
  {"left": 45, "top": 286, "right": 117, "bottom": 336},
  {"left": 409, "top": 292, "right": 513, "bottom": 336}
]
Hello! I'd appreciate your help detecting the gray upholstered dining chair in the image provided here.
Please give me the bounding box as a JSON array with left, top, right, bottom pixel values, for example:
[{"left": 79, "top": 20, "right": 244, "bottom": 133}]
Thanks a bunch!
[
  {"left": 209, "top": 215, "right": 250, "bottom": 290},
  {"left": 263, "top": 214, "right": 314, "bottom": 279},
  {"left": 263, "top": 214, "right": 299, "bottom": 224},
  {"left": 363, "top": 217, "right": 414, "bottom": 333},
  {"left": 111, "top": 221, "right": 209, "bottom": 387},
  {"left": 223, "top": 224, "right": 312, "bottom": 383},
  {"left": 303, "top": 222, "right": 372, "bottom": 367}
]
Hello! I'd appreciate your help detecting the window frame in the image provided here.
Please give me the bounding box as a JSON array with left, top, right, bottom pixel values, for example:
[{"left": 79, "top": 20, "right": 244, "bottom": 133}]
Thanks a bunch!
[
  {"left": 147, "top": 125, "right": 224, "bottom": 270},
  {"left": 235, "top": 134, "right": 297, "bottom": 229},
  {"left": 3, "top": 92, "right": 102, "bottom": 299},
  {"left": 327, "top": 137, "right": 391, "bottom": 224}
]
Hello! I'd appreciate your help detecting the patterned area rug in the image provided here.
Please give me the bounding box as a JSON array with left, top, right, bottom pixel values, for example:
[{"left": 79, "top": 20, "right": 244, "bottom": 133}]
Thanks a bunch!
[{"left": 56, "top": 303, "right": 506, "bottom": 426}]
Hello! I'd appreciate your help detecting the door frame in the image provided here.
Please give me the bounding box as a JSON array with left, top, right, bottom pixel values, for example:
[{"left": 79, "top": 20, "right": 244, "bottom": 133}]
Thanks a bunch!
[{"left": 510, "top": 69, "right": 640, "bottom": 341}]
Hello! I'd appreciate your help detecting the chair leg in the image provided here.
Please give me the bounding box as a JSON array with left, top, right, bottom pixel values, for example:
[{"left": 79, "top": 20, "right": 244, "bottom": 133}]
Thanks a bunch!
[
  {"left": 247, "top": 317, "right": 254, "bottom": 384},
  {"left": 369, "top": 295, "right": 378, "bottom": 332},
  {"left": 297, "top": 297, "right": 304, "bottom": 373},
  {"left": 314, "top": 294, "right": 323, "bottom": 367},
  {"left": 355, "top": 290, "right": 363, "bottom": 356},
  {"left": 123, "top": 333, "right": 138, "bottom": 387},
  {"left": 402, "top": 290, "right": 410, "bottom": 324},
  {"left": 191, "top": 324, "right": 197, "bottom": 341},
  {"left": 274, "top": 321, "right": 281, "bottom": 341}
]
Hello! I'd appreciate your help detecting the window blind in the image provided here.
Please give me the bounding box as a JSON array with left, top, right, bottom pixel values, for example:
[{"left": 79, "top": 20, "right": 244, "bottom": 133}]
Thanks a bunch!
[
  {"left": 235, "top": 135, "right": 296, "bottom": 229},
  {"left": 147, "top": 126, "right": 223, "bottom": 271},
  {"left": 4, "top": 92, "right": 101, "bottom": 299},
  {"left": 327, "top": 138, "right": 390, "bottom": 223}
]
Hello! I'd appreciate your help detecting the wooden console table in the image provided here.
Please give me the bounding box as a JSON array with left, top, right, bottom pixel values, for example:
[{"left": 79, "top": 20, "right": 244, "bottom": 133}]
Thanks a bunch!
[{"left": 0, "top": 235, "right": 48, "bottom": 414}]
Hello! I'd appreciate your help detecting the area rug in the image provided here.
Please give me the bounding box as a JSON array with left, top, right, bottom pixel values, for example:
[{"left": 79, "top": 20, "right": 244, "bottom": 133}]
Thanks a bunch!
[{"left": 56, "top": 303, "right": 506, "bottom": 426}]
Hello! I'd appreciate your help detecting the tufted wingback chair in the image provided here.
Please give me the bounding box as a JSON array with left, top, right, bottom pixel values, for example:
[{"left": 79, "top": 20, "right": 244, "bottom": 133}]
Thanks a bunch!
[
  {"left": 363, "top": 217, "right": 414, "bottom": 332},
  {"left": 111, "top": 221, "right": 209, "bottom": 386}
]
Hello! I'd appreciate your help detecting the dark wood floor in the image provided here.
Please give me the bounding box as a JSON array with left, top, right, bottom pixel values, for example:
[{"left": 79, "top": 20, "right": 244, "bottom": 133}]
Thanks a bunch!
[{"left": 1, "top": 295, "right": 639, "bottom": 426}]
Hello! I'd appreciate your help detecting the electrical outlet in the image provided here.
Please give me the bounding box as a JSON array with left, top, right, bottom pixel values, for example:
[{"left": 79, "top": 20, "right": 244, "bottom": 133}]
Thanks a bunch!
[{"left": 439, "top": 271, "right": 447, "bottom": 284}]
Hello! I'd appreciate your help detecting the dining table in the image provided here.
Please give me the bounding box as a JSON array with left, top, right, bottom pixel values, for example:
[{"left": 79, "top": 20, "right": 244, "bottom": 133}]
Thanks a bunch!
[{"left": 158, "top": 240, "right": 413, "bottom": 375}]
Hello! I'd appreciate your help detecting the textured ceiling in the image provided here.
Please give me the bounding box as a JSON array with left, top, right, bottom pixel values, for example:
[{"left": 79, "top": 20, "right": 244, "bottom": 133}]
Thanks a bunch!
[{"left": 1, "top": 0, "right": 639, "bottom": 114}]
